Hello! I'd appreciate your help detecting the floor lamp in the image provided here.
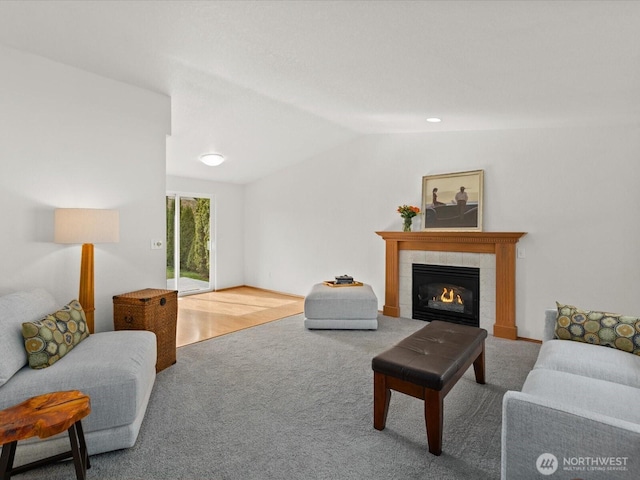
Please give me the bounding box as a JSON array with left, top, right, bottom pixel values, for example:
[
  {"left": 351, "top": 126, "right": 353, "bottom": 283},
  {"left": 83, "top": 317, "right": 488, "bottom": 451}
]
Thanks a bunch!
[{"left": 54, "top": 208, "right": 119, "bottom": 333}]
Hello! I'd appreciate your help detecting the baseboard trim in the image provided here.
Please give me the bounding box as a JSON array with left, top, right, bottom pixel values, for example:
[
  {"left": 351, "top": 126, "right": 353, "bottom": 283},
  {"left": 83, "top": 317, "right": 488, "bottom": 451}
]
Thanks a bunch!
[
  {"left": 219, "top": 285, "right": 305, "bottom": 299},
  {"left": 516, "top": 336, "right": 542, "bottom": 344}
]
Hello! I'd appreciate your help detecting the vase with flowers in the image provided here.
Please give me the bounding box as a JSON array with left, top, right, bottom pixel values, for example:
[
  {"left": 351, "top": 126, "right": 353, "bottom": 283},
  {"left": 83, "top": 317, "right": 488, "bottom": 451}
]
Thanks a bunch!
[{"left": 397, "top": 204, "right": 420, "bottom": 232}]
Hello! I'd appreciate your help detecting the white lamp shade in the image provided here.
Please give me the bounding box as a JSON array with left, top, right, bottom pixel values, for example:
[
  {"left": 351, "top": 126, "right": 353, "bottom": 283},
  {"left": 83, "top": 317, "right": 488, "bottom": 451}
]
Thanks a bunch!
[{"left": 54, "top": 208, "right": 119, "bottom": 244}]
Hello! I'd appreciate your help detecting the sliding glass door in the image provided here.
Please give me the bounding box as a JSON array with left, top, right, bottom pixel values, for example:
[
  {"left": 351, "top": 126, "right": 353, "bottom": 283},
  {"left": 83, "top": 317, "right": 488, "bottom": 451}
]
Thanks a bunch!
[{"left": 166, "top": 193, "right": 213, "bottom": 295}]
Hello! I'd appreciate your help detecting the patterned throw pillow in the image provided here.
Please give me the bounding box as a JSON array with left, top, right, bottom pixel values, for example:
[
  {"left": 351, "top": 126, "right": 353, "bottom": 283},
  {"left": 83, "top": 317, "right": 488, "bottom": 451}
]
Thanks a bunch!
[
  {"left": 555, "top": 302, "right": 640, "bottom": 355},
  {"left": 22, "top": 300, "right": 90, "bottom": 369}
]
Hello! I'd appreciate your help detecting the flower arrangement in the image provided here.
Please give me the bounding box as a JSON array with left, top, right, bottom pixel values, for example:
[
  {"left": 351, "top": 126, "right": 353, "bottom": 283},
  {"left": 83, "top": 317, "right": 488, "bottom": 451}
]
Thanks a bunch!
[{"left": 397, "top": 205, "right": 420, "bottom": 231}]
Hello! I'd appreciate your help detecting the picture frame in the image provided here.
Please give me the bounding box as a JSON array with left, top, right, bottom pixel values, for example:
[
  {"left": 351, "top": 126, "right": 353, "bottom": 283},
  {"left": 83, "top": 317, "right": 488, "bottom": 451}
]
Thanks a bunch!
[{"left": 421, "top": 169, "right": 484, "bottom": 231}]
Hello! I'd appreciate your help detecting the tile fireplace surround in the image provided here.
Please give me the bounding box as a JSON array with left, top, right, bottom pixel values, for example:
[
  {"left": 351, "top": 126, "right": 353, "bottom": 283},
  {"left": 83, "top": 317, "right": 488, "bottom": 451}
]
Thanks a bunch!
[{"left": 376, "top": 231, "right": 526, "bottom": 340}]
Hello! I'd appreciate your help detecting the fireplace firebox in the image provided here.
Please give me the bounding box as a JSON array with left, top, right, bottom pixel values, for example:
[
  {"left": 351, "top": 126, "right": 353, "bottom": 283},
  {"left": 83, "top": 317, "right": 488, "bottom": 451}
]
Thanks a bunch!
[{"left": 412, "top": 264, "right": 480, "bottom": 327}]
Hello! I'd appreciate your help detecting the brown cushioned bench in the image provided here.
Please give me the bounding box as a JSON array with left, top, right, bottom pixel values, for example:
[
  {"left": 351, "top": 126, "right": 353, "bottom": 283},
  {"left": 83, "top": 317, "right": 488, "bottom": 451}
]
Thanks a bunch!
[{"left": 371, "top": 320, "right": 487, "bottom": 455}]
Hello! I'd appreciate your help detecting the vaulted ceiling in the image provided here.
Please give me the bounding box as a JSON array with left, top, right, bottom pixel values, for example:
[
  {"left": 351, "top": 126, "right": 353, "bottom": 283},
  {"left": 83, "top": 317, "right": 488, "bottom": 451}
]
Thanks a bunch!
[{"left": 1, "top": 1, "right": 638, "bottom": 184}]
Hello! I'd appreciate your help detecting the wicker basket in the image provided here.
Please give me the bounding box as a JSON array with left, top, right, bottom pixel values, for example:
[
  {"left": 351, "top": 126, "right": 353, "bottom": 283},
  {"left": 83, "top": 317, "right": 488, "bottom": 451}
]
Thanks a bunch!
[{"left": 113, "top": 288, "right": 178, "bottom": 372}]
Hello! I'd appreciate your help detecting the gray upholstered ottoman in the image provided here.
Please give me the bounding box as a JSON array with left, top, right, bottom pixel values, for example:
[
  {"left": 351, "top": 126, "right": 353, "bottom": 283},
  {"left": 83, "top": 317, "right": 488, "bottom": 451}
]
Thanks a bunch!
[{"left": 304, "top": 283, "right": 378, "bottom": 330}]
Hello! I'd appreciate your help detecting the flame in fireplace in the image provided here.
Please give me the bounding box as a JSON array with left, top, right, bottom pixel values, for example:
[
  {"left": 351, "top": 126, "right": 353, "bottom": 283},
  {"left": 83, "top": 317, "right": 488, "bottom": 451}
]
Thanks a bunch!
[{"left": 439, "top": 288, "right": 463, "bottom": 305}]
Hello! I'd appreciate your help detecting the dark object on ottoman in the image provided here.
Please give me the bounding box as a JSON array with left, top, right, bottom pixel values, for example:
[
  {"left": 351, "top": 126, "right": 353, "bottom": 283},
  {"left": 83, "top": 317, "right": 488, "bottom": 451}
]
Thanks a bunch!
[{"left": 334, "top": 275, "right": 354, "bottom": 284}]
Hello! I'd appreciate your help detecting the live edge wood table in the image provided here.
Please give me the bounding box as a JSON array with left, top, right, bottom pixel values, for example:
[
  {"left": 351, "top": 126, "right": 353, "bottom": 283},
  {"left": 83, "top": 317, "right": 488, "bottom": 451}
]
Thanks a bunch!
[
  {"left": 371, "top": 321, "right": 487, "bottom": 455},
  {"left": 0, "top": 390, "right": 91, "bottom": 480}
]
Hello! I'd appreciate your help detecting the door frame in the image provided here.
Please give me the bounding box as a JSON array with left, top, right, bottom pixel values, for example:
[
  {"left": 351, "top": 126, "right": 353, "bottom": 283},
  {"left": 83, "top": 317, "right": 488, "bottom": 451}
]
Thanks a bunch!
[{"left": 166, "top": 191, "right": 215, "bottom": 296}]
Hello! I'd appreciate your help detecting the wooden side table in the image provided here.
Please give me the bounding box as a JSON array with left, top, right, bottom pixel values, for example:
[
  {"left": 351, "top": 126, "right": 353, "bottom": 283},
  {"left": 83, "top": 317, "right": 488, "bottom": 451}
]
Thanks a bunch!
[
  {"left": 113, "top": 288, "right": 178, "bottom": 372},
  {"left": 0, "top": 390, "right": 91, "bottom": 480}
]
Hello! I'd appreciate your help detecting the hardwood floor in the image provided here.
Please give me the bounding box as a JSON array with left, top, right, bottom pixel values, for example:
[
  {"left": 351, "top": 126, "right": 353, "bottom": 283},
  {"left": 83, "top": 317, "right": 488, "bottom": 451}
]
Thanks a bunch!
[{"left": 176, "top": 286, "right": 304, "bottom": 347}]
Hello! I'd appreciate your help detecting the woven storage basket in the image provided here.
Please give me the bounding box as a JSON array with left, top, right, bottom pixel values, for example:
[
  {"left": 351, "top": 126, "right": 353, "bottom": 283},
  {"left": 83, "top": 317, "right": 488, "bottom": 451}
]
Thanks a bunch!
[{"left": 113, "top": 288, "right": 178, "bottom": 372}]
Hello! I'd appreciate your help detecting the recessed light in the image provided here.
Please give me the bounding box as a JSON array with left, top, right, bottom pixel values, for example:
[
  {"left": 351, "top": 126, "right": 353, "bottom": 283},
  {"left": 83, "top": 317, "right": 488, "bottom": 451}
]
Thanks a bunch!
[
  {"left": 200, "top": 153, "right": 225, "bottom": 166},
  {"left": 426, "top": 117, "right": 442, "bottom": 123}
]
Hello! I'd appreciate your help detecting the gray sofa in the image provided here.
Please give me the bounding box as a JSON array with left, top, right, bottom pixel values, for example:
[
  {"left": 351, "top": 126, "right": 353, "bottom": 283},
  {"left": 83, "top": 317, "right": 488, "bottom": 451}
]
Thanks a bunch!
[
  {"left": 0, "top": 289, "right": 157, "bottom": 463},
  {"left": 501, "top": 309, "right": 640, "bottom": 480}
]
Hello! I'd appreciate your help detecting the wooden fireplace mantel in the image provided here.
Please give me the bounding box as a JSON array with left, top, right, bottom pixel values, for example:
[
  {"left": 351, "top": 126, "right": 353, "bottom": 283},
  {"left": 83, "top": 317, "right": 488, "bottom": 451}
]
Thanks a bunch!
[{"left": 376, "top": 231, "right": 526, "bottom": 340}]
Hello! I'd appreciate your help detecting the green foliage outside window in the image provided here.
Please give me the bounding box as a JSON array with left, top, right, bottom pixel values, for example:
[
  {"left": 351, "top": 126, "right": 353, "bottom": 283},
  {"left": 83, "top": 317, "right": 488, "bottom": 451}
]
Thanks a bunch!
[
  {"left": 187, "top": 198, "right": 210, "bottom": 275},
  {"left": 166, "top": 197, "right": 175, "bottom": 269},
  {"left": 166, "top": 196, "right": 210, "bottom": 282}
]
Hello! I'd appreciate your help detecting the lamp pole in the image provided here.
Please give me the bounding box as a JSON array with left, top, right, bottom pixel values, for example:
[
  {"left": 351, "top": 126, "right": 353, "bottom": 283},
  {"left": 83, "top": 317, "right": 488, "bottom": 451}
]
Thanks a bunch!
[{"left": 79, "top": 243, "right": 95, "bottom": 333}]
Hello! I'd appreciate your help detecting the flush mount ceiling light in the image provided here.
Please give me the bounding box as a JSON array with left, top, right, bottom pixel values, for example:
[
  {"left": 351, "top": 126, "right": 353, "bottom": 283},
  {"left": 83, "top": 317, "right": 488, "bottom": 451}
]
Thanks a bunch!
[
  {"left": 200, "top": 153, "right": 225, "bottom": 166},
  {"left": 426, "top": 117, "right": 442, "bottom": 123}
]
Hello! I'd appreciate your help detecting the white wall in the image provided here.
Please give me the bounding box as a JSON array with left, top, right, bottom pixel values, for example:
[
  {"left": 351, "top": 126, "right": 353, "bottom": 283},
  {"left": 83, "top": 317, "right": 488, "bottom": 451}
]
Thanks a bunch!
[
  {"left": 166, "top": 175, "right": 245, "bottom": 290},
  {"left": 0, "top": 45, "right": 171, "bottom": 332},
  {"left": 244, "top": 125, "right": 640, "bottom": 340},
  {"left": 5, "top": 45, "right": 637, "bottom": 341}
]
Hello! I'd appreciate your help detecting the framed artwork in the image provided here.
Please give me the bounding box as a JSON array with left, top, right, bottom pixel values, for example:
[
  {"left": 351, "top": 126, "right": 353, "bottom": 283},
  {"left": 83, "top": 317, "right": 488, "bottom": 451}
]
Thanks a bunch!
[{"left": 421, "top": 170, "right": 484, "bottom": 231}]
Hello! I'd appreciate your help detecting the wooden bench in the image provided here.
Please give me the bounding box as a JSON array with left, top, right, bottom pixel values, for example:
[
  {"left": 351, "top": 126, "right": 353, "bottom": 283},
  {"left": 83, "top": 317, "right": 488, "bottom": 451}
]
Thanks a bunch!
[
  {"left": 371, "top": 320, "right": 487, "bottom": 455},
  {"left": 0, "top": 390, "right": 91, "bottom": 479}
]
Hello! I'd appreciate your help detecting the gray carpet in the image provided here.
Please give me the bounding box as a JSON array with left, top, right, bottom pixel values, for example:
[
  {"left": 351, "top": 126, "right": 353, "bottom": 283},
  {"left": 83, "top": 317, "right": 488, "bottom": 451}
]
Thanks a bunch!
[{"left": 16, "top": 314, "right": 539, "bottom": 479}]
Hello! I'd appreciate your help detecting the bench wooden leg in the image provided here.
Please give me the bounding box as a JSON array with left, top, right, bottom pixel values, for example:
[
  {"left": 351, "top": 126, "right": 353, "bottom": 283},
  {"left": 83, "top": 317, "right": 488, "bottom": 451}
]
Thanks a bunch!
[
  {"left": 473, "top": 342, "right": 486, "bottom": 384},
  {"left": 424, "top": 388, "right": 443, "bottom": 456},
  {"left": 373, "top": 372, "right": 391, "bottom": 430},
  {"left": 1, "top": 441, "right": 17, "bottom": 480},
  {"left": 68, "top": 421, "right": 89, "bottom": 480},
  {"left": 0, "top": 421, "right": 90, "bottom": 480}
]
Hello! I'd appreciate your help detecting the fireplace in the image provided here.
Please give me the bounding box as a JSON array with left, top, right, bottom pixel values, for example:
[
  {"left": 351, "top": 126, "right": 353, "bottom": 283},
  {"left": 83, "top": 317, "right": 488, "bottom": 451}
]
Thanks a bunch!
[
  {"left": 376, "top": 231, "right": 526, "bottom": 339},
  {"left": 412, "top": 264, "right": 480, "bottom": 327}
]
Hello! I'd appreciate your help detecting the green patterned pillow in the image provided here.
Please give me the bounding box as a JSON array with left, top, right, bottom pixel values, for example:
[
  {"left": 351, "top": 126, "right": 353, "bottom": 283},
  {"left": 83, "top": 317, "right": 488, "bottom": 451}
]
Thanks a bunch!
[
  {"left": 22, "top": 300, "right": 90, "bottom": 369},
  {"left": 555, "top": 302, "right": 640, "bottom": 355}
]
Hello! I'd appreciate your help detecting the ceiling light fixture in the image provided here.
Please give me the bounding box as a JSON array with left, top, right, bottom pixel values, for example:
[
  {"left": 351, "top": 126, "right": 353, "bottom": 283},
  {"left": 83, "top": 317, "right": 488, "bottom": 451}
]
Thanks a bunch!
[
  {"left": 200, "top": 153, "right": 225, "bottom": 166},
  {"left": 426, "top": 117, "right": 442, "bottom": 123}
]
